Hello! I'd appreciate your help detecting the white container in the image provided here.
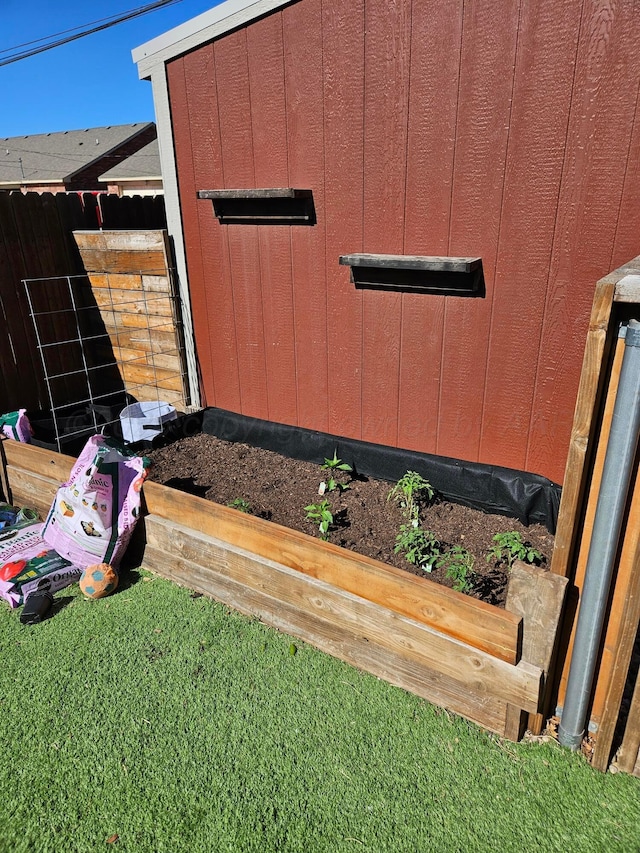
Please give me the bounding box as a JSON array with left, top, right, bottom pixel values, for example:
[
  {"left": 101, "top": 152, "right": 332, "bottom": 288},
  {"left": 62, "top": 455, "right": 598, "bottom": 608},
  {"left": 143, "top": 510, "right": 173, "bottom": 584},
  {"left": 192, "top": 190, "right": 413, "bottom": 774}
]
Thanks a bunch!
[{"left": 119, "top": 401, "right": 177, "bottom": 443}]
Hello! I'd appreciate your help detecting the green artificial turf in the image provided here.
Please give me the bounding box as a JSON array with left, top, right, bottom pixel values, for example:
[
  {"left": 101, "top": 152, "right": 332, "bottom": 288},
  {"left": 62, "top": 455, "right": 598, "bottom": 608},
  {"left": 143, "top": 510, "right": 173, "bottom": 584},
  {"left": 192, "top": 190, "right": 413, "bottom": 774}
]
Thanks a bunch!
[{"left": 0, "top": 569, "right": 638, "bottom": 853}]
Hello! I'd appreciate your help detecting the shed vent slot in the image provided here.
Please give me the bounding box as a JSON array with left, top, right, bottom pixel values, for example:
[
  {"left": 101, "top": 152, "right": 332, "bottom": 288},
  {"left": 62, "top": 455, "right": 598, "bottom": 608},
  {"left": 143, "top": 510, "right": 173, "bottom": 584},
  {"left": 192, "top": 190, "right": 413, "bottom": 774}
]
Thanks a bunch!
[
  {"left": 198, "top": 188, "right": 315, "bottom": 225},
  {"left": 339, "top": 254, "right": 484, "bottom": 297}
]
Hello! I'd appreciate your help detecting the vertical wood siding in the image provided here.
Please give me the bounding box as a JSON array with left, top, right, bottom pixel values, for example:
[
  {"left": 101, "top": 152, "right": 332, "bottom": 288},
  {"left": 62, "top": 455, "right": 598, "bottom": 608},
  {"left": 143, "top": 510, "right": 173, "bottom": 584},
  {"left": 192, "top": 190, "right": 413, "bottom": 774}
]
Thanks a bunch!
[{"left": 168, "top": 0, "right": 640, "bottom": 485}]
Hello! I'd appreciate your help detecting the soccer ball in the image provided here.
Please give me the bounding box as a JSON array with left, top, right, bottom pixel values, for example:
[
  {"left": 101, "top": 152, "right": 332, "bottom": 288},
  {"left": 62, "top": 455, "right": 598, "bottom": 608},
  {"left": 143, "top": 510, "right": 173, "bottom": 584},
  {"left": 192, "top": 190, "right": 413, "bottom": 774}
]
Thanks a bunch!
[{"left": 79, "top": 563, "right": 118, "bottom": 599}]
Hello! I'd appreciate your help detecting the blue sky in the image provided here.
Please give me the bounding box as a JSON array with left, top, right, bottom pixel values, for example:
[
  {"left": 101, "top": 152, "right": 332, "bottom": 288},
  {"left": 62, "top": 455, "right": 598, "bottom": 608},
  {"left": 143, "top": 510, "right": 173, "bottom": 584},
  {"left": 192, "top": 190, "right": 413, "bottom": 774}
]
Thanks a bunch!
[{"left": 1, "top": 0, "right": 224, "bottom": 138}]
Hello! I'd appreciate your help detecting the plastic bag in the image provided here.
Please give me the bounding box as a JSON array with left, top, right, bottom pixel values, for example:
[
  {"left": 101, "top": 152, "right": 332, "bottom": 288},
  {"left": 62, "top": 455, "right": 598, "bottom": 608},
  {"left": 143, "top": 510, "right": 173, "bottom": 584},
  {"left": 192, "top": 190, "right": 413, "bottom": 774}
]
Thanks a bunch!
[
  {"left": 42, "top": 435, "right": 148, "bottom": 570},
  {"left": 0, "top": 503, "right": 38, "bottom": 530},
  {"left": 0, "top": 409, "right": 32, "bottom": 443},
  {"left": 0, "top": 521, "right": 80, "bottom": 608}
]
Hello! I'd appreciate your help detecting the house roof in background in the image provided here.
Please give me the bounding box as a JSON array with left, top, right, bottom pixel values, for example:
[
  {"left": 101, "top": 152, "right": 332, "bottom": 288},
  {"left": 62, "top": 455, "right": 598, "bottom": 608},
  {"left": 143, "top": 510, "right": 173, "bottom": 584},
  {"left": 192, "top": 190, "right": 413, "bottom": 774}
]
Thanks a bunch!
[
  {"left": 133, "top": 0, "right": 293, "bottom": 78},
  {"left": 0, "top": 122, "right": 155, "bottom": 186},
  {"left": 98, "top": 139, "right": 161, "bottom": 182}
]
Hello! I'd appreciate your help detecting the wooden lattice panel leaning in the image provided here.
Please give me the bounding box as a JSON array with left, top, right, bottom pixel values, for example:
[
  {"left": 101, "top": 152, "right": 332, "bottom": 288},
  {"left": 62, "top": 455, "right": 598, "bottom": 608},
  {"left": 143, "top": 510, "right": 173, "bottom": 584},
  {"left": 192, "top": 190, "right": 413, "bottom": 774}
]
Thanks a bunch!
[{"left": 73, "top": 230, "right": 188, "bottom": 408}]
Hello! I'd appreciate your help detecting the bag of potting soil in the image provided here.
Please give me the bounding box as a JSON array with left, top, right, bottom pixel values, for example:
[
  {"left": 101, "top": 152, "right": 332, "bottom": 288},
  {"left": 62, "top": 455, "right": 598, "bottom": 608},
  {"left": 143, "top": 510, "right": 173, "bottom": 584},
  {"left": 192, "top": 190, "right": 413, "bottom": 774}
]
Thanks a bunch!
[
  {"left": 0, "top": 521, "right": 81, "bottom": 608},
  {"left": 42, "top": 434, "right": 148, "bottom": 570},
  {"left": 0, "top": 409, "right": 32, "bottom": 443}
]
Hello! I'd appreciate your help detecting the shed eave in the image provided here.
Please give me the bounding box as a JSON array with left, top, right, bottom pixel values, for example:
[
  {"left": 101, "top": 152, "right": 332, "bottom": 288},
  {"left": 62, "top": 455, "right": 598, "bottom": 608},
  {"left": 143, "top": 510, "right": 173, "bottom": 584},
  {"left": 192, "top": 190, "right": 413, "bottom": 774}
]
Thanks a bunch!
[
  {"left": 100, "top": 174, "right": 162, "bottom": 182},
  {"left": 0, "top": 178, "right": 60, "bottom": 187},
  {"left": 132, "top": 0, "right": 295, "bottom": 78}
]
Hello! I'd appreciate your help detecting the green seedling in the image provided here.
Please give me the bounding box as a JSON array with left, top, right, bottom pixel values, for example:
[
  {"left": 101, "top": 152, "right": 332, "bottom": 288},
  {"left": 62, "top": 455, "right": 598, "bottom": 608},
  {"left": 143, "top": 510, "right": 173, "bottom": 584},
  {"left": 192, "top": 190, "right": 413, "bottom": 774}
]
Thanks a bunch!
[
  {"left": 320, "top": 451, "right": 353, "bottom": 493},
  {"left": 486, "top": 531, "right": 543, "bottom": 570},
  {"left": 394, "top": 524, "right": 440, "bottom": 573},
  {"left": 304, "top": 499, "right": 333, "bottom": 539},
  {"left": 435, "top": 546, "right": 475, "bottom": 594},
  {"left": 227, "top": 497, "right": 252, "bottom": 513},
  {"left": 388, "top": 471, "right": 435, "bottom": 525},
  {"left": 322, "top": 450, "right": 352, "bottom": 473}
]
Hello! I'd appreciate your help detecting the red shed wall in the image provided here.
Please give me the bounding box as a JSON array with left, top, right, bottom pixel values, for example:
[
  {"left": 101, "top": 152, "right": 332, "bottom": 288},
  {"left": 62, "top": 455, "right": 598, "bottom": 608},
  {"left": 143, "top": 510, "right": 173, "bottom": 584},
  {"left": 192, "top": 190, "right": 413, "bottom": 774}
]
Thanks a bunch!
[{"left": 167, "top": 0, "right": 640, "bottom": 485}]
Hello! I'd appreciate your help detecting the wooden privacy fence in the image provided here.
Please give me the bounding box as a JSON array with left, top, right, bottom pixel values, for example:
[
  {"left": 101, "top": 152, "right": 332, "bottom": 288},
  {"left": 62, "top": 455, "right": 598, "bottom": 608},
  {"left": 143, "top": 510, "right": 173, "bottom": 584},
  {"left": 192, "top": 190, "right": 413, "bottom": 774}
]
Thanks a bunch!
[
  {"left": 0, "top": 191, "right": 166, "bottom": 415},
  {"left": 548, "top": 257, "right": 640, "bottom": 774}
]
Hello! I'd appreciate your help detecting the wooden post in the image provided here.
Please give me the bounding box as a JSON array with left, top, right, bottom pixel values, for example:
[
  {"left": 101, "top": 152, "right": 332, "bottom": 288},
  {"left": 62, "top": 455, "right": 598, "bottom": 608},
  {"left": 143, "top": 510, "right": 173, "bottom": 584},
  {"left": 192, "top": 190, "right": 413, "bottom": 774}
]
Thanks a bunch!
[
  {"left": 504, "top": 562, "right": 568, "bottom": 739},
  {"left": 541, "top": 257, "right": 640, "bottom": 762},
  {"left": 550, "top": 278, "right": 617, "bottom": 579},
  {"left": 555, "top": 332, "right": 627, "bottom": 716},
  {"left": 0, "top": 437, "right": 11, "bottom": 505}
]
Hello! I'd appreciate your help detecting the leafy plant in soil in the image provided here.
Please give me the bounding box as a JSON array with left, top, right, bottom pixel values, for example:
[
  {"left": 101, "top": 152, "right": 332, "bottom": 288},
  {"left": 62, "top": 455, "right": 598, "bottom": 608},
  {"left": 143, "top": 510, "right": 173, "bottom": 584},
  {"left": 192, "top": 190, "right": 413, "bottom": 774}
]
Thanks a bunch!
[
  {"left": 394, "top": 524, "right": 440, "bottom": 572},
  {"left": 304, "top": 499, "right": 334, "bottom": 539},
  {"left": 227, "top": 497, "right": 252, "bottom": 513},
  {"left": 319, "top": 451, "right": 353, "bottom": 494},
  {"left": 435, "top": 545, "right": 475, "bottom": 593},
  {"left": 387, "top": 471, "right": 435, "bottom": 525},
  {"left": 486, "top": 531, "right": 544, "bottom": 570},
  {"left": 145, "top": 433, "right": 555, "bottom": 608}
]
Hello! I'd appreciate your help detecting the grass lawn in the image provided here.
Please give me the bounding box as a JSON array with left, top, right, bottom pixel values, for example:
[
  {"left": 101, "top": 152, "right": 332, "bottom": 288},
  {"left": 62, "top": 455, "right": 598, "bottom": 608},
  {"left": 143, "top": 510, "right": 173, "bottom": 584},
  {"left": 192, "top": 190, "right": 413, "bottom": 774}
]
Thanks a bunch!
[{"left": 0, "top": 568, "right": 638, "bottom": 853}]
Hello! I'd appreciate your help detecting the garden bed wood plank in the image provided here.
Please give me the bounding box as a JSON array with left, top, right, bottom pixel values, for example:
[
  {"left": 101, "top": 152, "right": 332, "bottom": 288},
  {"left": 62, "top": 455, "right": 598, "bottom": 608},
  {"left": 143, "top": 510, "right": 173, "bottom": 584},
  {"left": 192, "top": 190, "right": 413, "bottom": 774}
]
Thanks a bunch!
[
  {"left": 2, "top": 440, "right": 550, "bottom": 738},
  {"left": 4, "top": 442, "right": 523, "bottom": 665},
  {"left": 504, "top": 561, "right": 568, "bottom": 735},
  {"left": 3, "top": 467, "right": 58, "bottom": 517},
  {"left": 89, "top": 273, "right": 171, "bottom": 293},
  {"left": 92, "top": 288, "right": 174, "bottom": 317},
  {"left": 142, "top": 540, "right": 511, "bottom": 734},
  {"left": 143, "top": 480, "right": 523, "bottom": 664},
  {"left": 506, "top": 562, "right": 569, "bottom": 671},
  {"left": 143, "top": 537, "right": 528, "bottom": 736},
  {"left": 144, "top": 515, "right": 541, "bottom": 712},
  {"left": 3, "top": 441, "right": 74, "bottom": 484}
]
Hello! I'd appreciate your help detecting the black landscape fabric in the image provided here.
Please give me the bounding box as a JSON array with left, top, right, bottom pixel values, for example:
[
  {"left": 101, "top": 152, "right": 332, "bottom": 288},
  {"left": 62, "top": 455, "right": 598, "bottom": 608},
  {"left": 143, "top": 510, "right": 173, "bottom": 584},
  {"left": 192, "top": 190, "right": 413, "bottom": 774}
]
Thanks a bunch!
[{"left": 195, "top": 408, "right": 561, "bottom": 533}]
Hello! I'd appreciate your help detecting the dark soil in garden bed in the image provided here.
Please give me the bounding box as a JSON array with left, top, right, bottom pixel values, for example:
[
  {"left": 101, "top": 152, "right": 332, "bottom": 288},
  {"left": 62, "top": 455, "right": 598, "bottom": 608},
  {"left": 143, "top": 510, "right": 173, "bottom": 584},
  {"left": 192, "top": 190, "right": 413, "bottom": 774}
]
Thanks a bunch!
[{"left": 145, "top": 433, "right": 555, "bottom": 608}]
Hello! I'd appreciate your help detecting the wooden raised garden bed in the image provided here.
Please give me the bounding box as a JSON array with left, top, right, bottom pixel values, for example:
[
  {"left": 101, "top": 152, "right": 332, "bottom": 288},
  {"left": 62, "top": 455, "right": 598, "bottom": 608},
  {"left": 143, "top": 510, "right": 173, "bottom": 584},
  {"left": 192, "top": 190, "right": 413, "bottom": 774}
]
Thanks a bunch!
[{"left": 0, "top": 438, "right": 567, "bottom": 741}]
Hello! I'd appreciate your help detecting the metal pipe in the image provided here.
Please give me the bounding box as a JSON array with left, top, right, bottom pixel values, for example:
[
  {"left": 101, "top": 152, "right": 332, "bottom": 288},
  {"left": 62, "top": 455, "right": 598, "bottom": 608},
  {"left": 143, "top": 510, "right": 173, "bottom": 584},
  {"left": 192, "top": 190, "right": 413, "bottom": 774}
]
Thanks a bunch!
[{"left": 558, "top": 319, "right": 640, "bottom": 750}]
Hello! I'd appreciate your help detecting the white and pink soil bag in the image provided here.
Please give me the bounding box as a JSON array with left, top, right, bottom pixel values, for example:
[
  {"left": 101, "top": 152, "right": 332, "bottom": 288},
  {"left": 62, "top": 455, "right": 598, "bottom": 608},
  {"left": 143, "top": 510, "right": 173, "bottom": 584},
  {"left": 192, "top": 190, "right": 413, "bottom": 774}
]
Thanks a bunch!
[{"left": 42, "top": 435, "right": 147, "bottom": 570}]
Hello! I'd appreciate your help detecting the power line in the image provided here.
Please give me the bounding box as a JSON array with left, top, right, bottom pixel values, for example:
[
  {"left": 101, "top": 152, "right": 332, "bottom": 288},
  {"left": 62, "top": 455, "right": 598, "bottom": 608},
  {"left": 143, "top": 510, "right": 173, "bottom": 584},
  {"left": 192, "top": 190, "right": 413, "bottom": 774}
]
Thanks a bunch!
[
  {"left": 0, "top": 0, "right": 183, "bottom": 68},
  {"left": 0, "top": 8, "right": 159, "bottom": 56}
]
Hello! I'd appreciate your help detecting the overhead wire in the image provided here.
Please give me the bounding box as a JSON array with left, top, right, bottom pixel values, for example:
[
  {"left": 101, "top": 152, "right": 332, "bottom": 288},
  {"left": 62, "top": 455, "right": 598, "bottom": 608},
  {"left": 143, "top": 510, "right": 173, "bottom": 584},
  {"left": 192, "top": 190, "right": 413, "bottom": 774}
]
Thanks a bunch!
[
  {"left": 0, "top": 0, "right": 183, "bottom": 67},
  {"left": 0, "top": 9, "right": 153, "bottom": 55}
]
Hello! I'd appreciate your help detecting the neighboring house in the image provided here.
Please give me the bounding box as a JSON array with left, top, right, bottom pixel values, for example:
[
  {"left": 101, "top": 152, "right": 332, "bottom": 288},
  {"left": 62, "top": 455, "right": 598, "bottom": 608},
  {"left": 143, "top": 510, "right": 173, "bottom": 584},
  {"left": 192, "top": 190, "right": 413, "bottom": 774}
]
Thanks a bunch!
[
  {"left": 98, "top": 139, "right": 163, "bottom": 196},
  {"left": 0, "top": 122, "right": 157, "bottom": 193},
  {"left": 133, "top": 0, "right": 640, "bottom": 487}
]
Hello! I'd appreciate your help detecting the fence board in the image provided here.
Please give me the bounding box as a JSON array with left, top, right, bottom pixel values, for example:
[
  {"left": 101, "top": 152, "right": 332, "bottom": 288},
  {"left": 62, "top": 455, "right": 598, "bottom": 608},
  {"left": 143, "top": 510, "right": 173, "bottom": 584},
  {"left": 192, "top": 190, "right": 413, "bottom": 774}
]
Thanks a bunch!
[
  {"left": 590, "top": 474, "right": 640, "bottom": 771},
  {"left": 618, "top": 674, "right": 640, "bottom": 775},
  {"left": 0, "top": 191, "right": 168, "bottom": 414}
]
